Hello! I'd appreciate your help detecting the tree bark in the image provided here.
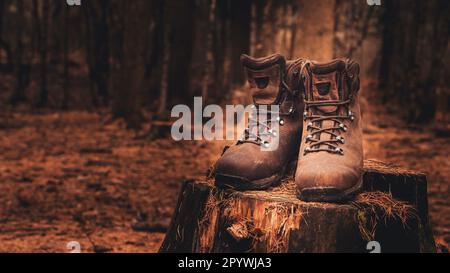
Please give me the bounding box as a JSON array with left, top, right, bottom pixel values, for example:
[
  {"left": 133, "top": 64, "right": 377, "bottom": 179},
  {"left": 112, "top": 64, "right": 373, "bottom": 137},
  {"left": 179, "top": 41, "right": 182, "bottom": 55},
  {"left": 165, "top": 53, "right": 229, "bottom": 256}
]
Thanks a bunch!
[
  {"left": 111, "top": 0, "right": 150, "bottom": 129},
  {"left": 333, "top": 0, "right": 376, "bottom": 59},
  {"left": 62, "top": 4, "right": 70, "bottom": 110},
  {"left": 83, "top": 3, "right": 98, "bottom": 107},
  {"left": 229, "top": 0, "right": 251, "bottom": 87},
  {"left": 251, "top": 0, "right": 266, "bottom": 58},
  {"left": 0, "top": 0, "right": 13, "bottom": 73},
  {"left": 156, "top": 12, "right": 170, "bottom": 118},
  {"left": 167, "top": 0, "right": 196, "bottom": 107},
  {"left": 36, "top": 0, "right": 50, "bottom": 108},
  {"left": 0, "top": 0, "right": 4, "bottom": 43},
  {"left": 379, "top": 0, "right": 449, "bottom": 123},
  {"left": 161, "top": 160, "right": 436, "bottom": 253},
  {"left": 10, "top": 0, "right": 27, "bottom": 106},
  {"left": 201, "top": 0, "right": 217, "bottom": 103},
  {"left": 84, "top": 0, "right": 110, "bottom": 107},
  {"left": 145, "top": 0, "right": 164, "bottom": 104},
  {"left": 95, "top": 0, "right": 110, "bottom": 105}
]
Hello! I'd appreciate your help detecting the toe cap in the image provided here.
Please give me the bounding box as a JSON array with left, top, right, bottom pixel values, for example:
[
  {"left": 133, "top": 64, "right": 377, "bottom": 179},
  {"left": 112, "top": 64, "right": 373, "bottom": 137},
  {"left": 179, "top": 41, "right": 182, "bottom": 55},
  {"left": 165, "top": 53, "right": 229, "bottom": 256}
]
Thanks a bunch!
[{"left": 295, "top": 162, "right": 361, "bottom": 192}]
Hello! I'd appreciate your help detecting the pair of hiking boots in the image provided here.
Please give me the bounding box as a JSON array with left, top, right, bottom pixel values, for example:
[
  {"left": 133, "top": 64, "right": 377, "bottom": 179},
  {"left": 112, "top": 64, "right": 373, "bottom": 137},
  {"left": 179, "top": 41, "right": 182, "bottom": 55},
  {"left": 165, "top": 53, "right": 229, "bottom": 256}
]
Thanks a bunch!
[{"left": 213, "top": 54, "right": 364, "bottom": 202}]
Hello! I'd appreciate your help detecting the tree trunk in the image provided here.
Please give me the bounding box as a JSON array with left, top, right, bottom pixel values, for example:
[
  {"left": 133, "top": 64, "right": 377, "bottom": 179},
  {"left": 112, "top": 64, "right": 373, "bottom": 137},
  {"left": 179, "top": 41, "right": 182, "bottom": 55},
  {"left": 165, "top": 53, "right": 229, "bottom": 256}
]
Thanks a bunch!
[
  {"left": 111, "top": 0, "right": 150, "bottom": 129},
  {"left": 294, "top": 0, "right": 335, "bottom": 62},
  {"left": 167, "top": 0, "right": 196, "bottom": 107},
  {"left": 10, "top": 0, "right": 27, "bottom": 106},
  {"left": 145, "top": 0, "right": 164, "bottom": 104},
  {"left": 251, "top": 0, "right": 266, "bottom": 58},
  {"left": 212, "top": 0, "right": 230, "bottom": 101},
  {"left": 288, "top": 2, "right": 299, "bottom": 60},
  {"left": 0, "top": 0, "right": 13, "bottom": 73},
  {"left": 95, "top": 0, "right": 110, "bottom": 105},
  {"left": 379, "top": 0, "right": 449, "bottom": 123},
  {"left": 83, "top": 2, "right": 97, "bottom": 107},
  {"left": 84, "top": 0, "right": 110, "bottom": 108},
  {"left": 37, "top": 0, "right": 49, "bottom": 108},
  {"left": 201, "top": 0, "right": 217, "bottom": 103},
  {"left": 229, "top": 0, "right": 251, "bottom": 87},
  {"left": 333, "top": 0, "right": 376, "bottom": 59},
  {"left": 156, "top": 12, "right": 170, "bottom": 118},
  {"left": 62, "top": 5, "right": 70, "bottom": 110},
  {"left": 160, "top": 160, "right": 436, "bottom": 253},
  {"left": 0, "top": 0, "right": 4, "bottom": 44}
]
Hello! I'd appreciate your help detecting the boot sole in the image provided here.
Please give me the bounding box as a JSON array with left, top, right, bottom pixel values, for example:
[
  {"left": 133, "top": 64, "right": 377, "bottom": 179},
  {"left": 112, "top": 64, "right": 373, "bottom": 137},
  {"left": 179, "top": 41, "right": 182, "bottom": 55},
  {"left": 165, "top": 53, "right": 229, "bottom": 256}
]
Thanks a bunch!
[
  {"left": 214, "top": 157, "right": 298, "bottom": 191},
  {"left": 296, "top": 176, "right": 363, "bottom": 203},
  {"left": 215, "top": 172, "right": 283, "bottom": 191}
]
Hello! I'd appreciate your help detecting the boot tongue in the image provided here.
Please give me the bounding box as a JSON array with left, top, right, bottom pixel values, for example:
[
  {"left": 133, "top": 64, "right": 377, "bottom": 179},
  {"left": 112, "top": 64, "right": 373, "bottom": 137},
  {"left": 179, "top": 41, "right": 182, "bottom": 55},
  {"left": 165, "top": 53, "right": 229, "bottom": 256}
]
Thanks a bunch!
[
  {"left": 307, "top": 63, "right": 346, "bottom": 151},
  {"left": 310, "top": 71, "right": 341, "bottom": 113},
  {"left": 241, "top": 54, "right": 286, "bottom": 105}
]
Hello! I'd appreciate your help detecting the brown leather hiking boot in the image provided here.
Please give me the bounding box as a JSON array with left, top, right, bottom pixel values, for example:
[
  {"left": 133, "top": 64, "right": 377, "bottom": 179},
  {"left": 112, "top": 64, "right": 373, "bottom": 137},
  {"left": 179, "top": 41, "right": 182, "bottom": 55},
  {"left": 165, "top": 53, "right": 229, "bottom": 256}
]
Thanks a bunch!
[
  {"left": 295, "top": 59, "right": 364, "bottom": 202},
  {"left": 214, "top": 54, "right": 304, "bottom": 190}
]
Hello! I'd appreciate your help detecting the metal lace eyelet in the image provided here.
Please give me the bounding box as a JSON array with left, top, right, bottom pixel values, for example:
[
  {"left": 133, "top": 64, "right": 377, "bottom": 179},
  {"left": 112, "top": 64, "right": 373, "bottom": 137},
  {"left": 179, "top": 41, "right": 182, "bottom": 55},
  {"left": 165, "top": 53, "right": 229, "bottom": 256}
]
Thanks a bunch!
[
  {"left": 307, "top": 122, "right": 313, "bottom": 128},
  {"left": 335, "top": 147, "right": 344, "bottom": 155},
  {"left": 262, "top": 141, "right": 270, "bottom": 148},
  {"left": 339, "top": 123, "right": 347, "bottom": 131},
  {"left": 269, "top": 130, "right": 278, "bottom": 137},
  {"left": 288, "top": 106, "right": 295, "bottom": 114},
  {"left": 279, "top": 119, "right": 285, "bottom": 126},
  {"left": 336, "top": 136, "right": 345, "bottom": 144},
  {"left": 303, "top": 111, "right": 308, "bottom": 120},
  {"left": 306, "top": 134, "right": 313, "bottom": 141},
  {"left": 348, "top": 110, "right": 355, "bottom": 121},
  {"left": 305, "top": 147, "right": 311, "bottom": 153}
]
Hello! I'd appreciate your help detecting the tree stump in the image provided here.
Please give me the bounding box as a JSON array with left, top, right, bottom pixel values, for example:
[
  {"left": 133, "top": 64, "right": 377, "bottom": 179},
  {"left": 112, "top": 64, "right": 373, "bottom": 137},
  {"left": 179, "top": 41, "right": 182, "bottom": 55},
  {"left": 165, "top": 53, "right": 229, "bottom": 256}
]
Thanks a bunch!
[{"left": 160, "top": 160, "right": 436, "bottom": 253}]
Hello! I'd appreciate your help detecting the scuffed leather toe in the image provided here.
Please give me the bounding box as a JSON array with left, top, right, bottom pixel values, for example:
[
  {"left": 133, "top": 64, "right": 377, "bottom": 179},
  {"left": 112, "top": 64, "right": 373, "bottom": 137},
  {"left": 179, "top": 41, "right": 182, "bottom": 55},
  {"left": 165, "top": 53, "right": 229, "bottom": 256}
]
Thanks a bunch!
[
  {"left": 214, "top": 146, "right": 281, "bottom": 190},
  {"left": 295, "top": 163, "right": 362, "bottom": 202}
]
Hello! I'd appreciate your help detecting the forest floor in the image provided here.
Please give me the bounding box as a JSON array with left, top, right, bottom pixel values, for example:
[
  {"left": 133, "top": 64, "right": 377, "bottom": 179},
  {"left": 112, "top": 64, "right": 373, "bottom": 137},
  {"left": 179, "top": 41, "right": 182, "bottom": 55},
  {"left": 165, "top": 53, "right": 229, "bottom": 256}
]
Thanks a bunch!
[{"left": 0, "top": 107, "right": 448, "bottom": 253}]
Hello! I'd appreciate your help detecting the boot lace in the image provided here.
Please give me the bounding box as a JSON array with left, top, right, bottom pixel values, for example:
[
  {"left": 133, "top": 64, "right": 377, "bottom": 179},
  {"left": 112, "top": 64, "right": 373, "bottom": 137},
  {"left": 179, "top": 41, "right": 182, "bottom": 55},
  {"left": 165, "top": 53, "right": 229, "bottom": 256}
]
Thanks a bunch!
[
  {"left": 239, "top": 105, "right": 289, "bottom": 148},
  {"left": 303, "top": 99, "right": 354, "bottom": 155},
  {"left": 239, "top": 67, "right": 299, "bottom": 148}
]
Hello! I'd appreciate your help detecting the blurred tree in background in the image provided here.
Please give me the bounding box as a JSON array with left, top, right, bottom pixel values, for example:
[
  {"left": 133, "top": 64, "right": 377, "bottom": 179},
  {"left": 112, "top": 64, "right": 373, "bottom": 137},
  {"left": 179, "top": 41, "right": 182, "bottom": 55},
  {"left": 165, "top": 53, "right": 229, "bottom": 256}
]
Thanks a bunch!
[
  {"left": 0, "top": 0, "right": 448, "bottom": 128},
  {"left": 379, "top": 0, "right": 449, "bottom": 123}
]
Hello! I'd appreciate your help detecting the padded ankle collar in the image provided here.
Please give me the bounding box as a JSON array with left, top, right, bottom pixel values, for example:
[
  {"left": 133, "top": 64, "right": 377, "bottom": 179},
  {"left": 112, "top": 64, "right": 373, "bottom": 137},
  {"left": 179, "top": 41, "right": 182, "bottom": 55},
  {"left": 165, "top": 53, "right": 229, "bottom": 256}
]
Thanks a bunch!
[
  {"left": 241, "top": 54, "right": 286, "bottom": 71},
  {"left": 310, "top": 59, "right": 348, "bottom": 74}
]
